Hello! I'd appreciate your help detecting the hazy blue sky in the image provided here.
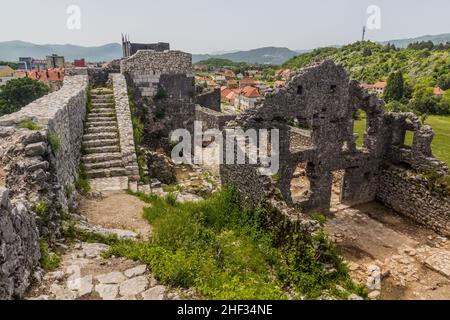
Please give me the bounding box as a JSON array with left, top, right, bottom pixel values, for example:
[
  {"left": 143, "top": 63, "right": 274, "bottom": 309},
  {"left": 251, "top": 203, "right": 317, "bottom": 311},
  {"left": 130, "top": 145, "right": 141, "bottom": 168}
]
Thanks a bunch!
[{"left": 1, "top": 0, "right": 449, "bottom": 53}]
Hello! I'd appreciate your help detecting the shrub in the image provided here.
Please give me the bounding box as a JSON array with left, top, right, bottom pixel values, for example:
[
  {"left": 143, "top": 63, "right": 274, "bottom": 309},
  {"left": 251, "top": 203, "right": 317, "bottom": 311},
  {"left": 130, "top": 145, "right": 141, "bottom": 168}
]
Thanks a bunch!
[
  {"left": 40, "top": 240, "right": 61, "bottom": 271},
  {"left": 47, "top": 132, "right": 61, "bottom": 154}
]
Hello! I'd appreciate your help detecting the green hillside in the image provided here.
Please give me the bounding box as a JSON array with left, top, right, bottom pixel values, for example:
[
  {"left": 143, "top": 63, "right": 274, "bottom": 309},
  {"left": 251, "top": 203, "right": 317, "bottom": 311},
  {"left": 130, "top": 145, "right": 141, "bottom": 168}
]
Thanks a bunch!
[{"left": 283, "top": 41, "right": 450, "bottom": 84}]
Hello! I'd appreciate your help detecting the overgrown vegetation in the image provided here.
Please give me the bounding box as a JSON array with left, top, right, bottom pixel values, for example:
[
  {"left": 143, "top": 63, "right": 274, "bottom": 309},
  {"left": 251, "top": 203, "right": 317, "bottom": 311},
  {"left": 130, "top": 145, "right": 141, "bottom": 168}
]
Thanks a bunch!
[
  {"left": 47, "top": 132, "right": 61, "bottom": 155},
  {"left": 0, "top": 77, "right": 49, "bottom": 116},
  {"left": 39, "top": 240, "right": 61, "bottom": 272},
  {"left": 109, "top": 187, "right": 366, "bottom": 300},
  {"left": 75, "top": 163, "right": 91, "bottom": 194},
  {"left": 20, "top": 120, "right": 42, "bottom": 131}
]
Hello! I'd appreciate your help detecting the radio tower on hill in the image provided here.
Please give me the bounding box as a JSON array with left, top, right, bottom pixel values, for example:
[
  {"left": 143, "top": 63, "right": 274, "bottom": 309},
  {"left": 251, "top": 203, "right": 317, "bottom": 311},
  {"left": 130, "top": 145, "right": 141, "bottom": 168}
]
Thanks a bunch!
[{"left": 362, "top": 26, "right": 366, "bottom": 42}]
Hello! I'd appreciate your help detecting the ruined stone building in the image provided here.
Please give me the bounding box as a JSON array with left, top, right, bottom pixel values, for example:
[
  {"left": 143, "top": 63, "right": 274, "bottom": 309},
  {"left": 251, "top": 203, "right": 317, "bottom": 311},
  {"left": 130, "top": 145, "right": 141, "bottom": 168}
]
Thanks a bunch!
[{"left": 220, "top": 60, "right": 449, "bottom": 236}]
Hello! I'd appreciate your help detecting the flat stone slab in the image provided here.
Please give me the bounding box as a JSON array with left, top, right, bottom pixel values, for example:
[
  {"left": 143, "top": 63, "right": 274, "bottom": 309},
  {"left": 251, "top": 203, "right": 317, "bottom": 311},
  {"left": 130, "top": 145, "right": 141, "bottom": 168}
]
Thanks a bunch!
[
  {"left": 119, "top": 276, "right": 149, "bottom": 297},
  {"left": 424, "top": 252, "right": 450, "bottom": 278},
  {"left": 95, "top": 284, "right": 119, "bottom": 300},
  {"left": 96, "top": 271, "right": 127, "bottom": 285},
  {"left": 124, "top": 265, "right": 147, "bottom": 278},
  {"left": 80, "top": 243, "right": 110, "bottom": 258},
  {"left": 141, "top": 286, "right": 166, "bottom": 300}
]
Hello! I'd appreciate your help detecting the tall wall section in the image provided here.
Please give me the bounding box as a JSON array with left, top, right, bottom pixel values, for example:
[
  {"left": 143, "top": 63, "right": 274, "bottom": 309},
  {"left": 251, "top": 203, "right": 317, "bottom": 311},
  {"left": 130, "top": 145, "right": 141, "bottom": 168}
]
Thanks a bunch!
[
  {"left": 121, "top": 50, "right": 195, "bottom": 150},
  {"left": 0, "top": 75, "right": 88, "bottom": 299}
]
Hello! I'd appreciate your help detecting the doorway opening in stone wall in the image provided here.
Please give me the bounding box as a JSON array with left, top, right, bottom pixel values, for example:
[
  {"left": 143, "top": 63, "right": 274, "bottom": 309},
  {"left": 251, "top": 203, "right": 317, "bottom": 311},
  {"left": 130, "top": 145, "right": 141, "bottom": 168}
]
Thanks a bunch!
[
  {"left": 330, "top": 169, "right": 345, "bottom": 212},
  {"left": 290, "top": 162, "right": 311, "bottom": 204}
]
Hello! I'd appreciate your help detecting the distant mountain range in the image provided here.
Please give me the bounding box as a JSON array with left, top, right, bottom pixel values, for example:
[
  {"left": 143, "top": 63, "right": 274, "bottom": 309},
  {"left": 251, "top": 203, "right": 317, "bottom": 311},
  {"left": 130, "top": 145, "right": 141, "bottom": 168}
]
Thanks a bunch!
[
  {"left": 379, "top": 33, "right": 450, "bottom": 48},
  {"left": 0, "top": 33, "right": 449, "bottom": 65},
  {"left": 192, "top": 47, "right": 302, "bottom": 65},
  {"left": 0, "top": 41, "right": 122, "bottom": 62}
]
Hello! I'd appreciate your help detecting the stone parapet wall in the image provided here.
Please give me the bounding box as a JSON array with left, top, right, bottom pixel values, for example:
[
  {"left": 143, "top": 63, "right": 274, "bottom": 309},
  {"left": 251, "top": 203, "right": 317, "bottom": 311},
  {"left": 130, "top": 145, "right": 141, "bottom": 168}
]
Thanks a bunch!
[
  {"left": 195, "top": 105, "right": 237, "bottom": 131},
  {"left": 0, "top": 75, "right": 88, "bottom": 299},
  {"left": 121, "top": 50, "right": 192, "bottom": 99},
  {"left": 0, "top": 187, "right": 40, "bottom": 300},
  {"left": 121, "top": 50, "right": 192, "bottom": 76},
  {"left": 112, "top": 74, "right": 140, "bottom": 181},
  {"left": 196, "top": 89, "right": 221, "bottom": 112},
  {"left": 377, "top": 166, "right": 450, "bottom": 236}
]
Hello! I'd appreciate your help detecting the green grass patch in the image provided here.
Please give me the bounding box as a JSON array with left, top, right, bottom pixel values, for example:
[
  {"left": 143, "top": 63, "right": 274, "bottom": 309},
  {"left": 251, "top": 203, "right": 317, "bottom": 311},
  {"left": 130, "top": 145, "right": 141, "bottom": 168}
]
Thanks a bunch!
[
  {"left": 75, "top": 163, "right": 91, "bottom": 194},
  {"left": 111, "top": 186, "right": 366, "bottom": 300},
  {"left": 47, "top": 132, "right": 61, "bottom": 155},
  {"left": 40, "top": 240, "right": 61, "bottom": 271},
  {"left": 20, "top": 120, "right": 42, "bottom": 131}
]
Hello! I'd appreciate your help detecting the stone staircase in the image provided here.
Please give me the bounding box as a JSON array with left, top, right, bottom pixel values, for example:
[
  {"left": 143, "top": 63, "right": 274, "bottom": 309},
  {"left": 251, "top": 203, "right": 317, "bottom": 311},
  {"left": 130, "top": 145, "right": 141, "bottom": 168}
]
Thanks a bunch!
[{"left": 82, "top": 88, "right": 128, "bottom": 191}]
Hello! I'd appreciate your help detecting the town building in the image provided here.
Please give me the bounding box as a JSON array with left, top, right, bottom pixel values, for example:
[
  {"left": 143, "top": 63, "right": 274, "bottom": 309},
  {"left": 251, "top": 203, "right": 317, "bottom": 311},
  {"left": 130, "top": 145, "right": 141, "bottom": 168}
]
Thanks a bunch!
[
  {"left": 361, "top": 82, "right": 387, "bottom": 96},
  {"left": 433, "top": 87, "right": 445, "bottom": 95},
  {"left": 121, "top": 35, "right": 170, "bottom": 58},
  {"left": 234, "top": 86, "right": 262, "bottom": 110},
  {"left": 46, "top": 54, "right": 65, "bottom": 69},
  {"left": 26, "top": 68, "right": 65, "bottom": 91},
  {"left": 74, "top": 59, "right": 87, "bottom": 68},
  {"left": 0, "top": 66, "right": 16, "bottom": 87}
]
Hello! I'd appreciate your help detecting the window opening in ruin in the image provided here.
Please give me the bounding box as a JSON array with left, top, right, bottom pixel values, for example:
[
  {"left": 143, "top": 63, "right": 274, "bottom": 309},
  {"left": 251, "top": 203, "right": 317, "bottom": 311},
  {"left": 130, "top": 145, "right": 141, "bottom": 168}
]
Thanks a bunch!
[
  {"left": 297, "top": 85, "right": 303, "bottom": 95},
  {"left": 290, "top": 162, "right": 311, "bottom": 204},
  {"left": 354, "top": 109, "right": 367, "bottom": 149},
  {"left": 403, "top": 130, "right": 414, "bottom": 149},
  {"left": 331, "top": 170, "right": 345, "bottom": 208},
  {"left": 330, "top": 85, "right": 337, "bottom": 93}
]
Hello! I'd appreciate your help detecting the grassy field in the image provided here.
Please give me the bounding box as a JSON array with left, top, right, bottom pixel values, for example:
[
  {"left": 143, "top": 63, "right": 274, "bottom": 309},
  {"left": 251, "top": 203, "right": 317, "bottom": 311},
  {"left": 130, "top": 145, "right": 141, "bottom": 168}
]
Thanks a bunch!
[{"left": 354, "top": 115, "right": 450, "bottom": 166}]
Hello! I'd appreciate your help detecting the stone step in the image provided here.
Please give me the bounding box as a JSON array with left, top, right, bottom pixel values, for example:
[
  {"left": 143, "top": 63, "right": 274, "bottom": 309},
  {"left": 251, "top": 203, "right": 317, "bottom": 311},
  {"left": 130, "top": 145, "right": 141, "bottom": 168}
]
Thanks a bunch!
[
  {"left": 91, "top": 102, "right": 114, "bottom": 108},
  {"left": 86, "top": 167, "right": 128, "bottom": 179},
  {"left": 89, "top": 109, "right": 116, "bottom": 116},
  {"left": 85, "top": 121, "right": 117, "bottom": 127},
  {"left": 82, "top": 152, "right": 122, "bottom": 164},
  {"left": 82, "top": 139, "right": 119, "bottom": 148},
  {"left": 91, "top": 92, "right": 113, "bottom": 97},
  {"left": 92, "top": 97, "right": 114, "bottom": 102},
  {"left": 84, "top": 145, "right": 121, "bottom": 154},
  {"left": 87, "top": 115, "right": 117, "bottom": 122},
  {"left": 85, "top": 126, "right": 118, "bottom": 134},
  {"left": 83, "top": 132, "right": 118, "bottom": 142},
  {"left": 84, "top": 160, "right": 124, "bottom": 171}
]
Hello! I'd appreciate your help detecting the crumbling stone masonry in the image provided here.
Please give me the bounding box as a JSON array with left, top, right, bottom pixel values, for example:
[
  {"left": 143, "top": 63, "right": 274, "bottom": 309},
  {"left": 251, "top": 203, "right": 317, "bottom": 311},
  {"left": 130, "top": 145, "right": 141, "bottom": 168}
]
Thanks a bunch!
[
  {"left": 220, "top": 60, "right": 449, "bottom": 235},
  {"left": 0, "top": 75, "right": 88, "bottom": 299},
  {"left": 121, "top": 50, "right": 196, "bottom": 150}
]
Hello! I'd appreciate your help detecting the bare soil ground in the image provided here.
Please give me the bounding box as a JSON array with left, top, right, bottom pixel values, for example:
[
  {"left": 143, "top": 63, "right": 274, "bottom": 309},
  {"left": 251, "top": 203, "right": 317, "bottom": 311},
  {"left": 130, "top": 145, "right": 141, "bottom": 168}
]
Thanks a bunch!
[
  {"left": 326, "top": 201, "right": 450, "bottom": 300},
  {"left": 79, "top": 192, "right": 152, "bottom": 239}
]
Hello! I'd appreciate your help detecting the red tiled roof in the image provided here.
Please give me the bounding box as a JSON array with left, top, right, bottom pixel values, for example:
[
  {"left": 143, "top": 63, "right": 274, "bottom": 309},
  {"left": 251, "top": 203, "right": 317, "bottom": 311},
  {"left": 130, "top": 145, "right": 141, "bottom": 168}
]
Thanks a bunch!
[
  {"left": 241, "top": 86, "right": 261, "bottom": 98},
  {"left": 221, "top": 89, "right": 232, "bottom": 98},
  {"left": 433, "top": 87, "right": 445, "bottom": 95},
  {"left": 26, "top": 68, "right": 65, "bottom": 81}
]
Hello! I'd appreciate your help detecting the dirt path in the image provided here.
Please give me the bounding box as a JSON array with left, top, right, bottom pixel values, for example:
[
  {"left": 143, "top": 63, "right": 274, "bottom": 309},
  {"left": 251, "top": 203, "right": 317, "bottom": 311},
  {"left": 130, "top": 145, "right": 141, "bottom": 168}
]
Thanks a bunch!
[
  {"left": 79, "top": 192, "right": 152, "bottom": 239},
  {"left": 326, "top": 201, "right": 450, "bottom": 300}
]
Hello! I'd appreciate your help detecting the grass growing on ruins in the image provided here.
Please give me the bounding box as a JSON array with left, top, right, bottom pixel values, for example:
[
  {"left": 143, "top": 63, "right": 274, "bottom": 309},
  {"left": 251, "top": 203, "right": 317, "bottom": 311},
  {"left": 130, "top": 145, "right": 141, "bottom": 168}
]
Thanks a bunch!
[
  {"left": 39, "top": 240, "right": 61, "bottom": 272},
  {"left": 20, "top": 120, "right": 42, "bottom": 131},
  {"left": 355, "top": 115, "right": 450, "bottom": 166},
  {"left": 109, "top": 187, "right": 367, "bottom": 300},
  {"left": 75, "top": 163, "right": 91, "bottom": 194},
  {"left": 47, "top": 132, "right": 61, "bottom": 154}
]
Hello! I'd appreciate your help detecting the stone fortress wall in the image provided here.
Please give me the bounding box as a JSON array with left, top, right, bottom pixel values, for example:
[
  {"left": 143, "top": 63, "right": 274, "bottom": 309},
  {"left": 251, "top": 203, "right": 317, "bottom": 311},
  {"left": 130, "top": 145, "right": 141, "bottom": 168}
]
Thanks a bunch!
[
  {"left": 111, "top": 73, "right": 140, "bottom": 182},
  {"left": 0, "top": 75, "right": 89, "bottom": 299}
]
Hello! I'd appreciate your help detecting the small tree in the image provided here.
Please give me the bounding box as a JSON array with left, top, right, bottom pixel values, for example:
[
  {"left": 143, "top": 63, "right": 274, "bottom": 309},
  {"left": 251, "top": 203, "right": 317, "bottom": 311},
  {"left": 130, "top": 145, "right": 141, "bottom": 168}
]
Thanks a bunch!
[
  {"left": 0, "top": 77, "right": 49, "bottom": 115},
  {"left": 384, "top": 71, "right": 405, "bottom": 102}
]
